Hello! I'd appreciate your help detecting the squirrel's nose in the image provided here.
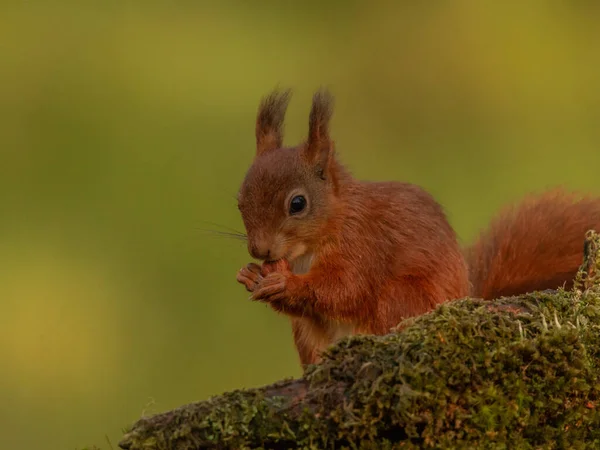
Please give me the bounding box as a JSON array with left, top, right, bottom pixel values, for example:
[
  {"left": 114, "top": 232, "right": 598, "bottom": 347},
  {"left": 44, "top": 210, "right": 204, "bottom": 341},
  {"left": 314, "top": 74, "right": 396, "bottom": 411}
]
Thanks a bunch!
[{"left": 249, "top": 239, "right": 271, "bottom": 260}]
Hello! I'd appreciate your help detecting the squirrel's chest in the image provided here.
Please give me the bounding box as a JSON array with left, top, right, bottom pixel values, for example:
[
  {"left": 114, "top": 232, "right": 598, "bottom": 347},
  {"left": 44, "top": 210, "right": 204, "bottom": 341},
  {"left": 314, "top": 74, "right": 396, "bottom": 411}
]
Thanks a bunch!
[
  {"left": 290, "top": 253, "right": 355, "bottom": 354},
  {"left": 293, "top": 319, "right": 355, "bottom": 363},
  {"left": 290, "top": 253, "right": 314, "bottom": 276}
]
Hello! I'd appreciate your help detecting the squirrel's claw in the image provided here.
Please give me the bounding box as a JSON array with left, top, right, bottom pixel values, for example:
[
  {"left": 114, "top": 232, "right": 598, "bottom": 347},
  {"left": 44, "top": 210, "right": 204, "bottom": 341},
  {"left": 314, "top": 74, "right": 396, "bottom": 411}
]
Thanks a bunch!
[
  {"left": 252, "top": 272, "right": 287, "bottom": 303},
  {"left": 237, "top": 263, "right": 263, "bottom": 292}
]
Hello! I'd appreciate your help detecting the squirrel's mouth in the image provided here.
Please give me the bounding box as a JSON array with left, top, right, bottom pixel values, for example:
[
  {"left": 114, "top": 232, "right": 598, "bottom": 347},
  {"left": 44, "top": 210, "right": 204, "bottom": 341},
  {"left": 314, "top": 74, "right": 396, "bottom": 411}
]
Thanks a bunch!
[
  {"left": 264, "top": 258, "right": 282, "bottom": 264},
  {"left": 266, "top": 254, "right": 291, "bottom": 264},
  {"left": 263, "top": 249, "right": 291, "bottom": 264},
  {"left": 261, "top": 243, "right": 306, "bottom": 265}
]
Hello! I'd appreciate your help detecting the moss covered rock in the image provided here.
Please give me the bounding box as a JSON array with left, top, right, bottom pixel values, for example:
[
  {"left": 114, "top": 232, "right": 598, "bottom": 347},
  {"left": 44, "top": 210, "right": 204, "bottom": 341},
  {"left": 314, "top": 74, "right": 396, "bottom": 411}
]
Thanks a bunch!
[{"left": 119, "top": 232, "right": 600, "bottom": 450}]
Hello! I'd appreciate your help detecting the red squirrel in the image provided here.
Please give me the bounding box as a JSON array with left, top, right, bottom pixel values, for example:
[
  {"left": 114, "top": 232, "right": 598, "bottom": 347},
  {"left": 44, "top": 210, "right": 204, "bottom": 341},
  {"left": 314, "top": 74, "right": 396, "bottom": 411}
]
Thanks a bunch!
[{"left": 236, "top": 88, "right": 600, "bottom": 366}]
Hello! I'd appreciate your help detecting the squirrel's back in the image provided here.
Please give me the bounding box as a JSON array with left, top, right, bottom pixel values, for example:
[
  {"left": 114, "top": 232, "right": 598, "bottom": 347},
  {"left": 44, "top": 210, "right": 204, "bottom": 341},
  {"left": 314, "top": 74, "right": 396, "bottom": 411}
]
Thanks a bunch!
[{"left": 465, "top": 188, "right": 600, "bottom": 299}]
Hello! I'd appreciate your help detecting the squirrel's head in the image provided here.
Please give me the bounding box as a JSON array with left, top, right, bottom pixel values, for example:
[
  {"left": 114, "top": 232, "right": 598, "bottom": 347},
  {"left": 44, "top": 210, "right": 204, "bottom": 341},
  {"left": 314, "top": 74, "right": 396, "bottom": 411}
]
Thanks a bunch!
[{"left": 237, "top": 88, "right": 342, "bottom": 263}]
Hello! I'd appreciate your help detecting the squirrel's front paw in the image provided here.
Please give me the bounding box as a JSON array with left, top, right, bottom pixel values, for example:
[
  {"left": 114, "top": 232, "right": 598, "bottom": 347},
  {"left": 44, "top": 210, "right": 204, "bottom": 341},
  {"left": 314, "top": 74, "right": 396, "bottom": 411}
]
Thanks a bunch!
[
  {"left": 253, "top": 272, "right": 288, "bottom": 303},
  {"left": 236, "top": 263, "right": 263, "bottom": 292}
]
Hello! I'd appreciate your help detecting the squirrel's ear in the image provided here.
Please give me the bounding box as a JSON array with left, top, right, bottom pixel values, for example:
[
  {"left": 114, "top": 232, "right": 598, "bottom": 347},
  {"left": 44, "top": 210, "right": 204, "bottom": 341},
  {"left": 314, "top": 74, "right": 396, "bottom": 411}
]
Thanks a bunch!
[
  {"left": 255, "top": 89, "right": 292, "bottom": 156},
  {"left": 304, "top": 88, "right": 334, "bottom": 170}
]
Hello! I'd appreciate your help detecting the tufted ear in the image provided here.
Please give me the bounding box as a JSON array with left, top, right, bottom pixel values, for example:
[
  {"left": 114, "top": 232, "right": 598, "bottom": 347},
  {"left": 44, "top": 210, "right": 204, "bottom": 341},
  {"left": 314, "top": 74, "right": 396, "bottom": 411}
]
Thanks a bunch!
[
  {"left": 255, "top": 89, "right": 292, "bottom": 156},
  {"left": 303, "top": 88, "right": 334, "bottom": 172}
]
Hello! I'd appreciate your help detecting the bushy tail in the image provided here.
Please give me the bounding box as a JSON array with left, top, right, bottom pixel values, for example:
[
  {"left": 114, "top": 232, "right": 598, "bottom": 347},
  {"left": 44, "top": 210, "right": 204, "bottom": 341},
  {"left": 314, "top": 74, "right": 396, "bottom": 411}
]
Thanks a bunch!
[{"left": 464, "top": 188, "right": 600, "bottom": 299}]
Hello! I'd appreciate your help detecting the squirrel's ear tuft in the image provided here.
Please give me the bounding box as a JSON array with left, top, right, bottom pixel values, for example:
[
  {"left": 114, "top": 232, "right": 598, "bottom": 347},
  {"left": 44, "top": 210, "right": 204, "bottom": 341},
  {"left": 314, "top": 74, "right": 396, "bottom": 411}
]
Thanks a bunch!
[
  {"left": 255, "top": 89, "right": 292, "bottom": 156},
  {"left": 304, "top": 88, "right": 334, "bottom": 167}
]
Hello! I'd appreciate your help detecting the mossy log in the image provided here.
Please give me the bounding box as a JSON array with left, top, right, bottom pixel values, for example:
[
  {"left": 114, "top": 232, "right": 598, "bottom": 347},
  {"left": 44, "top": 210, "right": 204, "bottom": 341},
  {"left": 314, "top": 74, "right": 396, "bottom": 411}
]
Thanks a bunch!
[{"left": 119, "top": 232, "right": 600, "bottom": 450}]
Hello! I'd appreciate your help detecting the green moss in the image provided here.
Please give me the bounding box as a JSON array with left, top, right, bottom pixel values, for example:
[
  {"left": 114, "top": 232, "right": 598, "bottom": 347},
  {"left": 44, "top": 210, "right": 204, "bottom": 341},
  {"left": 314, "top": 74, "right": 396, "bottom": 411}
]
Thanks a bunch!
[{"left": 119, "top": 232, "right": 600, "bottom": 449}]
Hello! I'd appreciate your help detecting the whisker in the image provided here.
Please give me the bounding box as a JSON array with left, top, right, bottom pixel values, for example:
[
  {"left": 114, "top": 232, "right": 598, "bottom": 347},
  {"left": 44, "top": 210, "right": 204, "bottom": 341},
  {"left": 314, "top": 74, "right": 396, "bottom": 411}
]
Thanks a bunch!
[
  {"left": 198, "top": 229, "right": 248, "bottom": 241},
  {"left": 200, "top": 220, "right": 246, "bottom": 235},
  {"left": 195, "top": 220, "right": 248, "bottom": 241}
]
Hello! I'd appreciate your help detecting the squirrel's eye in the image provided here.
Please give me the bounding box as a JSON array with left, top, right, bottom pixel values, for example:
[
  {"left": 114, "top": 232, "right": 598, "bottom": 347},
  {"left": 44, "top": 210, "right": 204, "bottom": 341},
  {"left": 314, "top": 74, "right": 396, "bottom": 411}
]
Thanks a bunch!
[{"left": 289, "top": 195, "right": 307, "bottom": 215}]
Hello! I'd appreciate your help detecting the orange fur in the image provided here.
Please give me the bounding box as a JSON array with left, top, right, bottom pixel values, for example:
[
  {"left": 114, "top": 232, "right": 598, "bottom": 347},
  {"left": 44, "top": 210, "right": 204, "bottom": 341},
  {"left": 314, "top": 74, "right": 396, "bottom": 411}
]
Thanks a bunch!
[
  {"left": 464, "top": 189, "right": 600, "bottom": 299},
  {"left": 235, "top": 89, "right": 600, "bottom": 368}
]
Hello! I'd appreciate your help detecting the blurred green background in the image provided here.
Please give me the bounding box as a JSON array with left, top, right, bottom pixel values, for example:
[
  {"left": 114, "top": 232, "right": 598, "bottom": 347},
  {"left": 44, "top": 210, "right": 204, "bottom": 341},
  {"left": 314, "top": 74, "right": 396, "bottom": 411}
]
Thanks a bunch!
[{"left": 1, "top": 2, "right": 600, "bottom": 448}]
